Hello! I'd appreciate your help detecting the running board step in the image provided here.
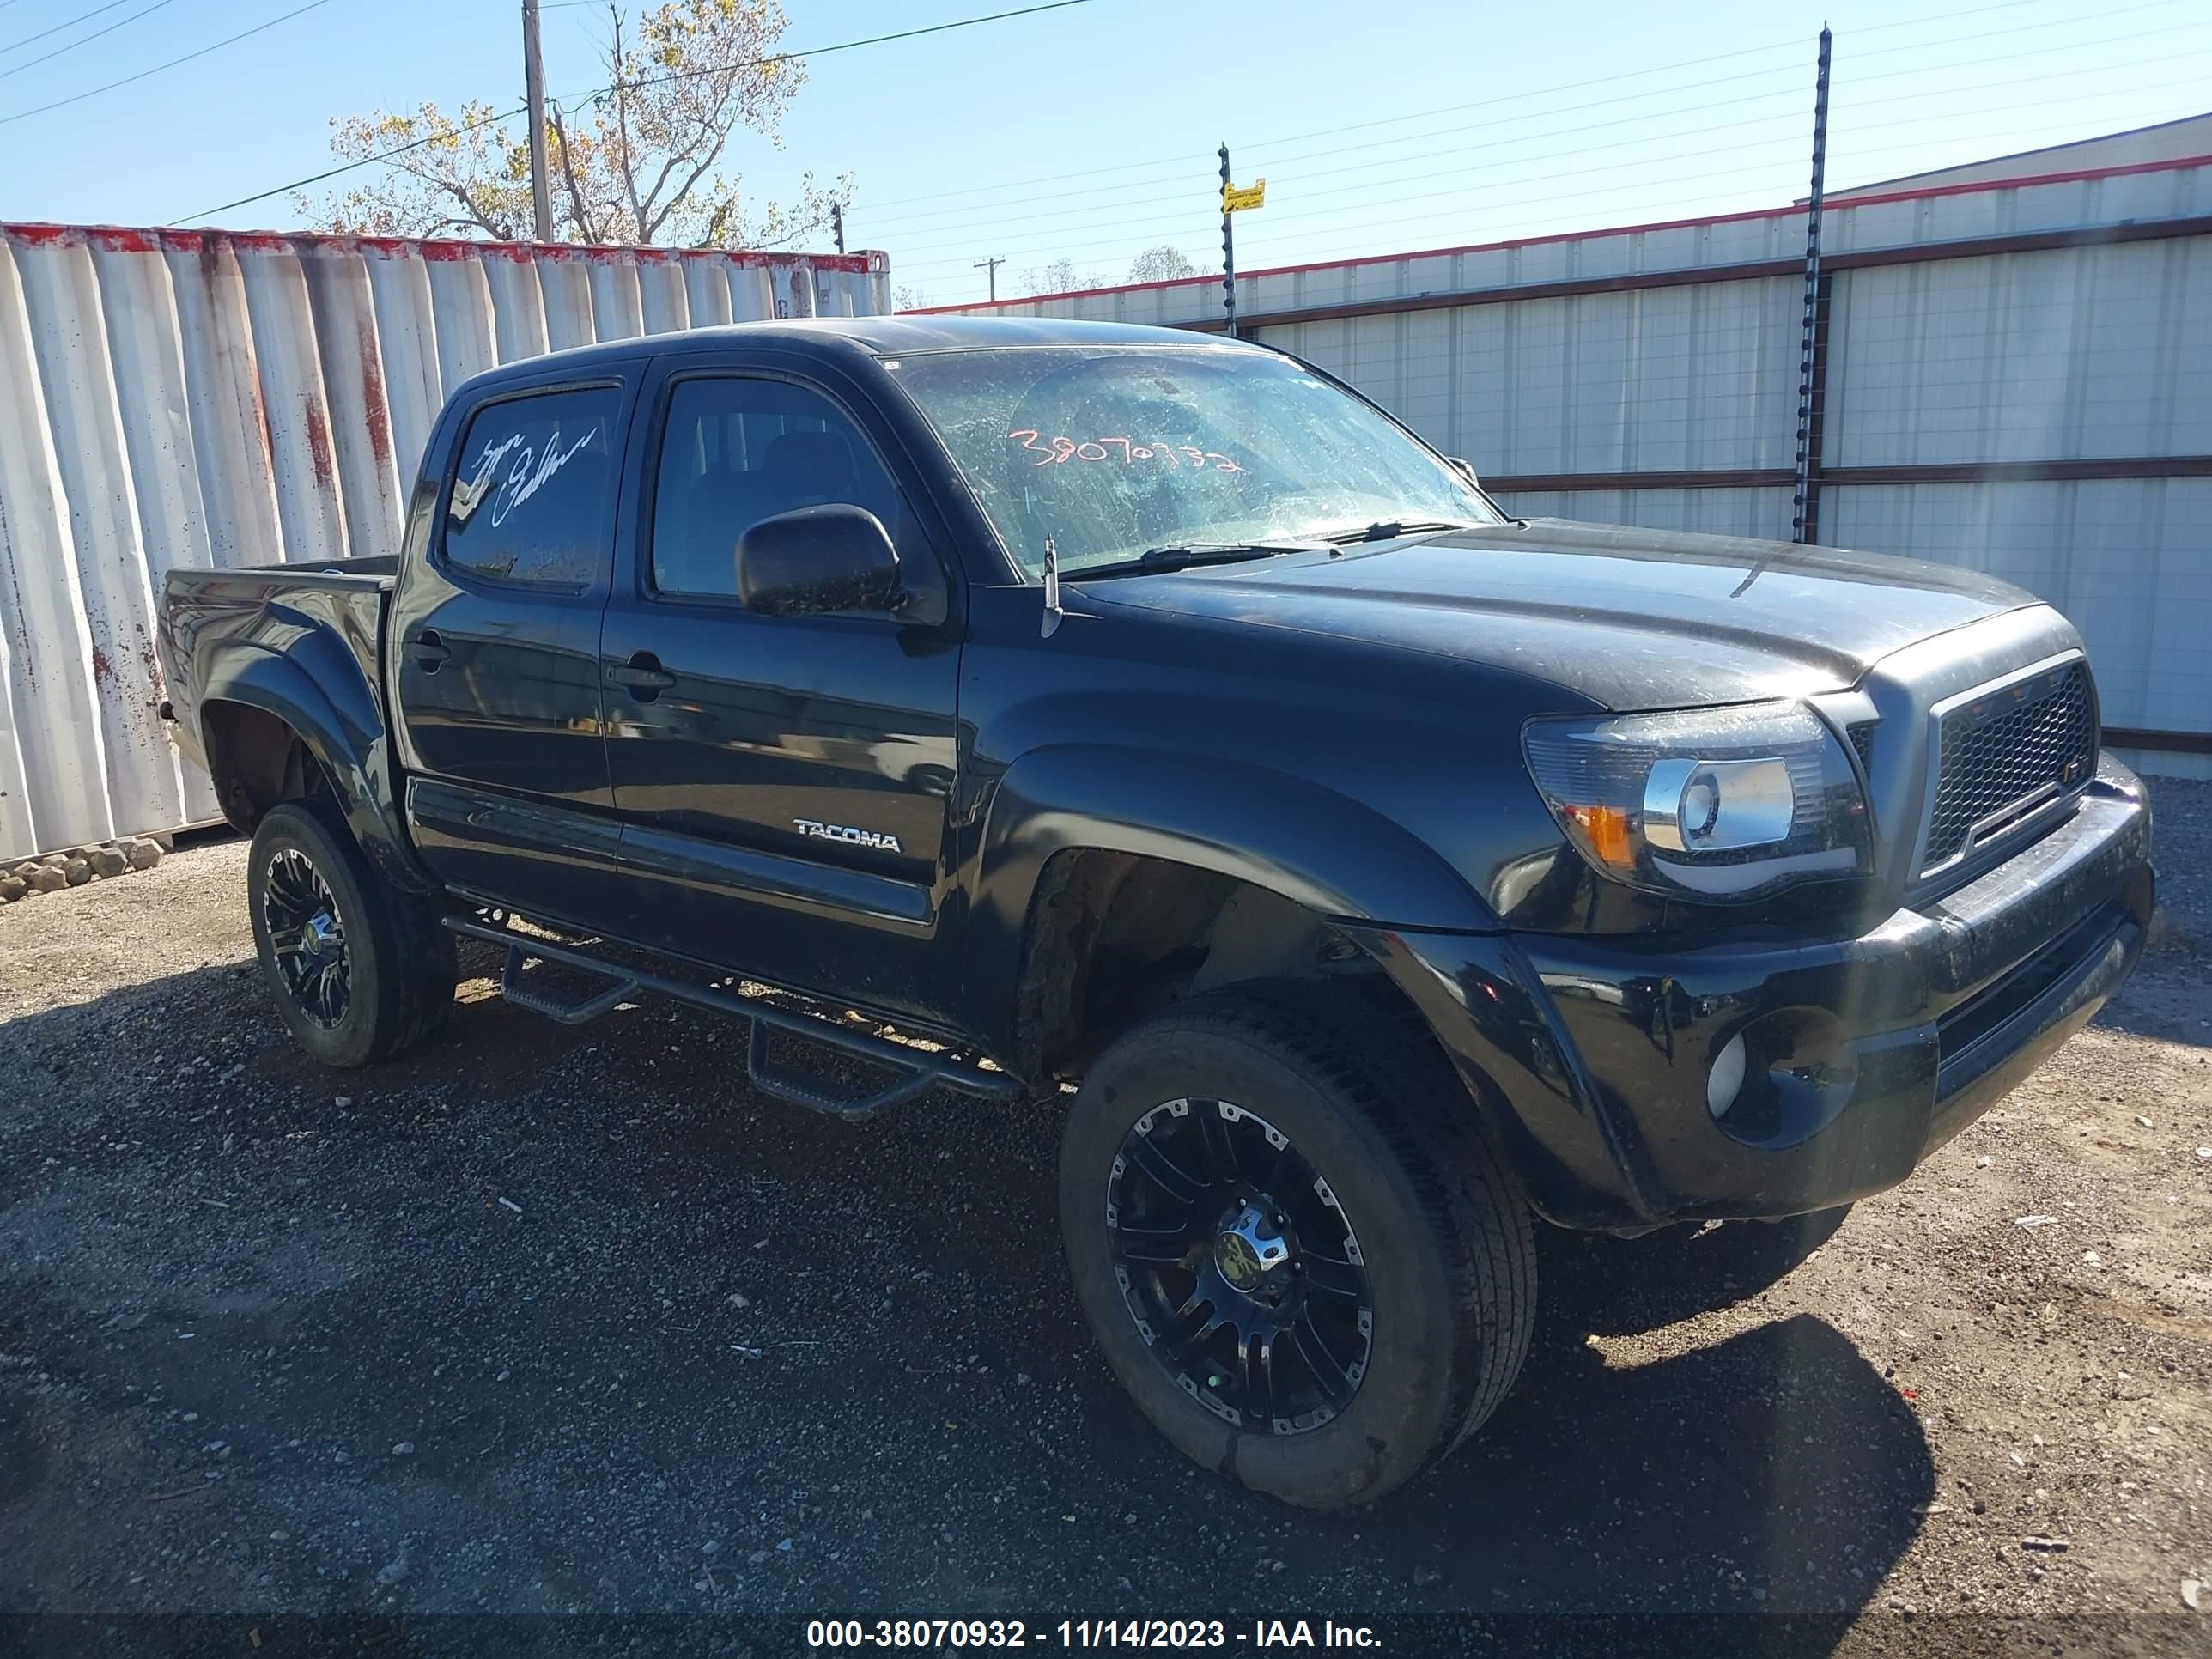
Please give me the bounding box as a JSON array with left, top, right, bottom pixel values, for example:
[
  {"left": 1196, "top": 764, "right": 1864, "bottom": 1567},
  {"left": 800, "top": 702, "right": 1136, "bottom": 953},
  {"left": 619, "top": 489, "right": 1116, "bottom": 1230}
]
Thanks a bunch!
[
  {"left": 444, "top": 916, "right": 1021, "bottom": 1116},
  {"left": 497, "top": 942, "right": 641, "bottom": 1025}
]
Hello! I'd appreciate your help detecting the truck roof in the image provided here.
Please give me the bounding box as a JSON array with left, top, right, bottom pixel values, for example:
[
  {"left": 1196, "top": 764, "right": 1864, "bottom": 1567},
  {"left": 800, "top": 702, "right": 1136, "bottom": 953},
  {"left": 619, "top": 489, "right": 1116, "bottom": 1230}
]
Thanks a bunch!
[{"left": 456, "top": 315, "right": 1248, "bottom": 391}]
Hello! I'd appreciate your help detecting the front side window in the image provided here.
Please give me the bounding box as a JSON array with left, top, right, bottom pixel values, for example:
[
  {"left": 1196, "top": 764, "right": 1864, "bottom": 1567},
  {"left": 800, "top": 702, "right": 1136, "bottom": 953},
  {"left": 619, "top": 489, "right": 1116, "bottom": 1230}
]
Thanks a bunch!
[
  {"left": 886, "top": 345, "right": 1498, "bottom": 577},
  {"left": 650, "top": 377, "right": 902, "bottom": 599},
  {"left": 442, "top": 386, "right": 620, "bottom": 586}
]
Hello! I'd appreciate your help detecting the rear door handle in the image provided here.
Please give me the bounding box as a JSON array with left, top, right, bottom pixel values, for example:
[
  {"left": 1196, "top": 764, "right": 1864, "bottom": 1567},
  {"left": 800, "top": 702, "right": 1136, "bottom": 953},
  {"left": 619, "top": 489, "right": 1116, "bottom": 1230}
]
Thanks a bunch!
[
  {"left": 408, "top": 628, "right": 451, "bottom": 669},
  {"left": 608, "top": 652, "right": 678, "bottom": 697}
]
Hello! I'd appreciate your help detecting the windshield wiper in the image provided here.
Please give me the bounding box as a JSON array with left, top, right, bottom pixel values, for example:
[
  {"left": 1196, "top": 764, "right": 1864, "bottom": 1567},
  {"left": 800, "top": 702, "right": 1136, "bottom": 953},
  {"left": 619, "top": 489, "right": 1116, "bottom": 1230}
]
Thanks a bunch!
[
  {"left": 1324, "top": 519, "right": 1486, "bottom": 544},
  {"left": 1059, "top": 540, "right": 1328, "bottom": 580}
]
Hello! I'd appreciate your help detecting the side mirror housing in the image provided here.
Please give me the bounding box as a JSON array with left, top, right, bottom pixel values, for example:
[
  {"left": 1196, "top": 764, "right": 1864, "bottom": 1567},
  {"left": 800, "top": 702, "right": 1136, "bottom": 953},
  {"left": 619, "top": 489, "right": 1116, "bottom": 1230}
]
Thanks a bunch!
[
  {"left": 1446, "top": 456, "right": 1480, "bottom": 486},
  {"left": 736, "top": 504, "right": 902, "bottom": 617}
]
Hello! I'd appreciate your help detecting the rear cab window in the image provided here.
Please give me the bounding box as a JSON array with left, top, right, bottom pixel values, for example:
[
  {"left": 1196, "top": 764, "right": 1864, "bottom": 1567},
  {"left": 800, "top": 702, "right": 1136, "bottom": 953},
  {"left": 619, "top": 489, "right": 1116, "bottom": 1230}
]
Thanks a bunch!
[{"left": 442, "top": 386, "right": 623, "bottom": 587}]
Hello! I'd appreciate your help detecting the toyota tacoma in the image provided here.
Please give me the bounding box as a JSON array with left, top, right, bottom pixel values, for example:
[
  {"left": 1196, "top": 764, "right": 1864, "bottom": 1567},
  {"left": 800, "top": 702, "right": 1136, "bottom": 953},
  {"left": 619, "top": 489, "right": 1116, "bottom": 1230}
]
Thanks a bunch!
[{"left": 156, "top": 317, "right": 2154, "bottom": 1509}]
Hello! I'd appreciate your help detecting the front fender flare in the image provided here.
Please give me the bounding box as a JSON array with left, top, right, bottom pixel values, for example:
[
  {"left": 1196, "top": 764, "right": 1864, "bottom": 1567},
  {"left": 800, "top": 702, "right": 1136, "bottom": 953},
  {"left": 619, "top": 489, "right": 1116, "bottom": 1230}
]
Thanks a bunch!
[{"left": 963, "top": 744, "right": 1498, "bottom": 1054}]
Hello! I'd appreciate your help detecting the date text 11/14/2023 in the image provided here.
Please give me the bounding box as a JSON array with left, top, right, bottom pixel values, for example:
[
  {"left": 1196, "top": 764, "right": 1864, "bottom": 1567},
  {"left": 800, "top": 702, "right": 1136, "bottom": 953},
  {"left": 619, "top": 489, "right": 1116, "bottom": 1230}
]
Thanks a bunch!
[{"left": 805, "top": 1620, "right": 1382, "bottom": 1648}]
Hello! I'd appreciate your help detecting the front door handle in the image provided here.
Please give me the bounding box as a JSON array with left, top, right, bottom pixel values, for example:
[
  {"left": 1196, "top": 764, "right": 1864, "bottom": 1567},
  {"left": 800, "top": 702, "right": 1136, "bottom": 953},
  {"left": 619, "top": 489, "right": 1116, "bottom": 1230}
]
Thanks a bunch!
[
  {"left": 408, "top": 628, "right": 451, "bottom": 669},
  {"left": 608, "top": 652, "right": 678, "bottom": 698}
]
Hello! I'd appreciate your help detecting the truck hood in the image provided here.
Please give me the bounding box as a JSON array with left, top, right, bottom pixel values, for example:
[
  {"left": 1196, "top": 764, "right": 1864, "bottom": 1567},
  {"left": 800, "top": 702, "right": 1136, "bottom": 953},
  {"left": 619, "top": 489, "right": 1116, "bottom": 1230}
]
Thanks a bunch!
[{"left": 1077, "top": 517, "right": 2043, "bottom": 710}]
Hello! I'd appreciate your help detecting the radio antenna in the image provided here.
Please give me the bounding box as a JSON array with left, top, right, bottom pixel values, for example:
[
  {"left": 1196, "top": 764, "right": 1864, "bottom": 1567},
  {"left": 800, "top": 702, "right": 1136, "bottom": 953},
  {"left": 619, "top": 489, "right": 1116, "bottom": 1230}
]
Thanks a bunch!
[{"left": 1041, "top": 535, "right": 1064, "bottom": 638}]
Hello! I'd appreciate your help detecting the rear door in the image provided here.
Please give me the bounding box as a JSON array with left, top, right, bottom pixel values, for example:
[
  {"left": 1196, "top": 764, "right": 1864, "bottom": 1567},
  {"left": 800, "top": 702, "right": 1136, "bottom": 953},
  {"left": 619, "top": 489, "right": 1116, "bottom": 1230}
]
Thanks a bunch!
[
  {"left": 390, "top": 368, "right": 640, "bottom": 930},
  {"left": 597, "top": 350, "right": 965, "bottom": 1027}
]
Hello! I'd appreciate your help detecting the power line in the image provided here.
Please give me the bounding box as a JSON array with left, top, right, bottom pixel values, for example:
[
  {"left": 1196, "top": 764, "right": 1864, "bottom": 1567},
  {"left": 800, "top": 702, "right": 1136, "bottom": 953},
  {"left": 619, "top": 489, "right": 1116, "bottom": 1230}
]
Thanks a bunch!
[
  {"left": 552, "top": 0, "right": 1093, "bottom": 106},
  {"left": 179, "top": 0, "right": 1097, "bottom": 222},
  {"left": 1836, "top": 0, "right": 2183, "bottom": 59},
  {"left": 1249, "top": 106, "right": 2211, "bottom": 271},
  {"left": 881, "top": 30, "right": 2211, "bottom": 265},
  {"left": 856, "top": 0, "right": 2165, "bottom": 223},
  {"left": 945, "top": 72, "right": 2212, "bottom": 289},
  {"left": 889, "top": 59, "right": 2212, "bottom": 281},
  {"left": 863, "top": 0, "right": 2194, "bottom": 247},
  {"left": 876, "top": 82, "right": 1814, "bottom": 251},
  {"left": 0, "top": 0, "right": 331, "bottom": 128},
  {"left": 0, "top": 0, "right": 146, "bottom": 53},
  {"left": 871, "top": 104, "right": 1805, "bottom": 256},
  {"left": 859, "top": 59, "right": 1814, "bottom": 235},
  {"left": 1848, "top": 0, "right": 2063, "bottom": 30},
  {"left": 858, "top": 35, "right": 1815, "bottom": 220},
  {"left": 0, "top": 0, "right": 175, "bottom": 83},
  {"left": 1243, "top": 1, "right": 2194, "bottom": 177},
  {"left": 861, "top": 82, "right": 1817, "bottom": 247}
]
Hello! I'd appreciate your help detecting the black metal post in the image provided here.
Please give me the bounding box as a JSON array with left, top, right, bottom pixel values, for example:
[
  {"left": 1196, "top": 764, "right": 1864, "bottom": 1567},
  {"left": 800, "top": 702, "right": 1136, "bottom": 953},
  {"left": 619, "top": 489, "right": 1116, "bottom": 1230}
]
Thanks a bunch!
[
  {"left": 1219, "top": 143, "right": 1237, "bottom": 339},
  {"left": 1792, "top": 26, "right": 1832, "bottom": 544}
]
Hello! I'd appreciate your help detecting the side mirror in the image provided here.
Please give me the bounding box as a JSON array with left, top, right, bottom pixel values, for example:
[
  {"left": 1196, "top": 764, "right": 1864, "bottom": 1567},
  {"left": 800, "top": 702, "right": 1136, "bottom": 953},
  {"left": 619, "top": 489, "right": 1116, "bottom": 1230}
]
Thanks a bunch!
[
  {"left": 736, "top": 504, "right": 901, "bottom": 617},
  {"left": 1446, "top": 456, "right": 1480, "bottom": 486}
]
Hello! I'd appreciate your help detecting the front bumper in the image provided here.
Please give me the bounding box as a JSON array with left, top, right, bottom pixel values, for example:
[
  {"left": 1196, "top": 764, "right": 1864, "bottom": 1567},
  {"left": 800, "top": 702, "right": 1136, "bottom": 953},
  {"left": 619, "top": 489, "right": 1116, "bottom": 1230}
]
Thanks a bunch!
[{"left": 1359, "top": 761, "right": 2154, "bottom": 1230}]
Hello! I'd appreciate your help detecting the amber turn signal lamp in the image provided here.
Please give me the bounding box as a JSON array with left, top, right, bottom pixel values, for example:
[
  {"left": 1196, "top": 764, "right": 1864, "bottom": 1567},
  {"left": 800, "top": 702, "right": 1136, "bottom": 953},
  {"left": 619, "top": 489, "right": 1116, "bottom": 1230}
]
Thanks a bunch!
[{"left": 1564, "top": 804, "right": 1635, "bottom": 869}]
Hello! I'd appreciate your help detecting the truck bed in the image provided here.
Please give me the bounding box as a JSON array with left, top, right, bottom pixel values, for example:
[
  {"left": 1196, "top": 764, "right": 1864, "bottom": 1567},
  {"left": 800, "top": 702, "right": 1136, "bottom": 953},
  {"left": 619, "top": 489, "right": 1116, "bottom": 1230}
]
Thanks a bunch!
[{"left": 158, "top": 562, "right": 395, "bottom": 783}]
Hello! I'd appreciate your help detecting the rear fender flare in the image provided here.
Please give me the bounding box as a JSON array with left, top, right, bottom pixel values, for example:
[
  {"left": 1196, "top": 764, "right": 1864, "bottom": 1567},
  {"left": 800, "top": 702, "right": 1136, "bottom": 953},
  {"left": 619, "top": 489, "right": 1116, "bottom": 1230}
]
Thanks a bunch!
[{"left": 202, "top": 641, "right": 430, "bottom": 895}]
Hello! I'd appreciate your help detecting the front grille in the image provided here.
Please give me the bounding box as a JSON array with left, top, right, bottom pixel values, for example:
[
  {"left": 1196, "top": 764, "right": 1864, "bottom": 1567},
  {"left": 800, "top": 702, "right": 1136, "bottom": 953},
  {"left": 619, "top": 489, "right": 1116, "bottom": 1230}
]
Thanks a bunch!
[
  {"left": 1847, "top": 720, "right": 1877, "bottom": 773},
  {"left": 1924, "top": 661, "right": 2096, "bottom": 870}
]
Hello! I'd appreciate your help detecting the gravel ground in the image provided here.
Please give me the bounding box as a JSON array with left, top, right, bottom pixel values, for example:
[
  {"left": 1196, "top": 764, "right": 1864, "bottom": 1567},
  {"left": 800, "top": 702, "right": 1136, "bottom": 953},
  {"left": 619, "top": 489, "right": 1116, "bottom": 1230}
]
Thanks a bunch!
[{"left": 3, "top": 783, "right": 2209, "bottom": 1654}]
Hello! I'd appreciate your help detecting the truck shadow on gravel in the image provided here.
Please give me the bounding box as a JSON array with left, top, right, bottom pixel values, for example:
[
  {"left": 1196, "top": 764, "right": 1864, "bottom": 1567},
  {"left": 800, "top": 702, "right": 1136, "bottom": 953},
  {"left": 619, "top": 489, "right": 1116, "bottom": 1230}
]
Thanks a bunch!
[
  {"left": 0, "top": 957, "right": 1931, "bottom": 1621},
  {"left": 2083, "top": 953, "right": 2211, "bottom": 1048}
]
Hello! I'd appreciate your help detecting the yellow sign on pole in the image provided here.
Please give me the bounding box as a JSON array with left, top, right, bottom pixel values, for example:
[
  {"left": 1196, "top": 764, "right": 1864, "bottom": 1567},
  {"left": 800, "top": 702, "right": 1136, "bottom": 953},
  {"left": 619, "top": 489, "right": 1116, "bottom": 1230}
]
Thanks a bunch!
[{"left": 1222, "top": 177, "right": 1267, "bottom": 214}]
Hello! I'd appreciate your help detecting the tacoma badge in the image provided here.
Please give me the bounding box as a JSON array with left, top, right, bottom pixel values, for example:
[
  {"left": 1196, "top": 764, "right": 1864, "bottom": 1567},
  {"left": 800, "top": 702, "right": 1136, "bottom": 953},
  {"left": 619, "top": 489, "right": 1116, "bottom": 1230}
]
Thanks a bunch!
[{"left": 793, "top": 817, "right": 902, "bottom": 854}]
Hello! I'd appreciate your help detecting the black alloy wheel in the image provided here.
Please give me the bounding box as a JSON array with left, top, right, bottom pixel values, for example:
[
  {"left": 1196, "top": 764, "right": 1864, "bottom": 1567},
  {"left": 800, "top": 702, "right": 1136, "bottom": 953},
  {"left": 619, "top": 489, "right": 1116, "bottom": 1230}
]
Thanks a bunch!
[
  {"left": 1060, "top": 989, "right": 1537, "bottom": 1509},
  {"left": 260, "top": 846, "right": 351, "bottom": 1029},
  {"left": 1107, "top": 1096, "right": 1374, "bottom": 1434},
  {"left": 246, "top": 799, "right": 457, "bottom": 1069}
]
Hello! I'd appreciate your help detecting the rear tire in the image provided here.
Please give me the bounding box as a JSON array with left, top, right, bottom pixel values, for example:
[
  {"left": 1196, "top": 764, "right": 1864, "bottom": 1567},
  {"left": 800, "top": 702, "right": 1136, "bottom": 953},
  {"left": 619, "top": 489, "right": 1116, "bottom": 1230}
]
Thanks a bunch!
[
  {"left": 1059, "top": 989, "right": 1534, "bottom": 1509},
  {"left": 247, "top": 800, "right": 455, "bottom": 1069}
]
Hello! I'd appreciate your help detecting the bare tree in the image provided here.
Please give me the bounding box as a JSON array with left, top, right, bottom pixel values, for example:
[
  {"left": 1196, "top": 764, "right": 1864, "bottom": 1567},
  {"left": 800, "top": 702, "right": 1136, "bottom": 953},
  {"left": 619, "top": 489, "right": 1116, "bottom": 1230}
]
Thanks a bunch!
[
  {"left": 304, "top": 0, "right": 848, "bottom": 247},
  {"left": 1021, "top": 257, "right": 1110, "bottom": 296},
  {"left": 1126, "top": 244, "right": 1196, "bottom": 282}
]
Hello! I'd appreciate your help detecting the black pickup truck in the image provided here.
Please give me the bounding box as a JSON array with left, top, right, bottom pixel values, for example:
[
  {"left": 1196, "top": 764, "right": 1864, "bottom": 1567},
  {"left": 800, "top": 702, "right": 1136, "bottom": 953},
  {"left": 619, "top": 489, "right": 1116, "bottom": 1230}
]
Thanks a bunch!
[{"left": 158, "top": 316, "right": 2154, "bottom": 1509}]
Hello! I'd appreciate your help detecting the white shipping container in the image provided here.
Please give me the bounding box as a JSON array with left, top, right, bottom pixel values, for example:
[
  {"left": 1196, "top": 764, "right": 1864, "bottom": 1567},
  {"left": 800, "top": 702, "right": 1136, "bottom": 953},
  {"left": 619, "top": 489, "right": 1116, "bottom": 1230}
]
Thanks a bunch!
[{"left": 0, "top": 224, "right": 891, "bottom": 860}]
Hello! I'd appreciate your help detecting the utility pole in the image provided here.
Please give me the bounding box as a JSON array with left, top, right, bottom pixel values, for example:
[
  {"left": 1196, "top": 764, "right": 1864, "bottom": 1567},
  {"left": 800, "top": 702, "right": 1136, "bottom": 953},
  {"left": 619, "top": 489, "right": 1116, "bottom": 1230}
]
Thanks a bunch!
[
  {"left": 522, "top": 0, "right": 554, "bottom": 241},
  {"left": 1218, "top": 143, "right": 1237, "bottom": 338},
  {"left": 1790, "top": 25, "right": 1832, "bottom": 545},
  {"left": 830, "top": 203, "right": 846, "bottom": 255},
  {"left": 974, "top": 256, "right": 1005, "bottom": 302}
]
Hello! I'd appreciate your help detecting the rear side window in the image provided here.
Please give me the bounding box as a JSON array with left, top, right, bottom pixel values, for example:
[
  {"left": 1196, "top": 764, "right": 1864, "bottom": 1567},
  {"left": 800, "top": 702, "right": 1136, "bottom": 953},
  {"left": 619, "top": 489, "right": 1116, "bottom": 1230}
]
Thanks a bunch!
[
  {"left": 443, "top": 386, "right": 621, "bottom": 586},
  {"left": 649, "top": 376, "right": 902, "bottom": 599}
]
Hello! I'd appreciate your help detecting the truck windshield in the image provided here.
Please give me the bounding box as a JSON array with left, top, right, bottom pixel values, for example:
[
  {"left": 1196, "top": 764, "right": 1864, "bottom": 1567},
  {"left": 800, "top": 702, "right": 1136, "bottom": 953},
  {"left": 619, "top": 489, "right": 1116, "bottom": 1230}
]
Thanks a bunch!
[{"left": 886, "top": 345, "right": 1500, "bottom": 578}]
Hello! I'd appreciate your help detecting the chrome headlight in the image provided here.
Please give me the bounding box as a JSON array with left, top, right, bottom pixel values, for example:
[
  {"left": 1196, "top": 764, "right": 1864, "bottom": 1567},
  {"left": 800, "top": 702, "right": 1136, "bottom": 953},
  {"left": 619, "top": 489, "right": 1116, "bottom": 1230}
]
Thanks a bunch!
[{"left": 1522, "top": 702, "right": 1871, "bottom": 901}]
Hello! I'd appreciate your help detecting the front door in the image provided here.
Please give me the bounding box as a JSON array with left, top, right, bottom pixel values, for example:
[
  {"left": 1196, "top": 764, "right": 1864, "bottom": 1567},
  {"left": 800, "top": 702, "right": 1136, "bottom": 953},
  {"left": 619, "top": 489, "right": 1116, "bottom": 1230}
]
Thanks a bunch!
[
  {"left": 389, "top": 374, "right": 636, "bottom": 930},
  {"left": 598, "top": 360, "right": 964, "bottom": 1027}
]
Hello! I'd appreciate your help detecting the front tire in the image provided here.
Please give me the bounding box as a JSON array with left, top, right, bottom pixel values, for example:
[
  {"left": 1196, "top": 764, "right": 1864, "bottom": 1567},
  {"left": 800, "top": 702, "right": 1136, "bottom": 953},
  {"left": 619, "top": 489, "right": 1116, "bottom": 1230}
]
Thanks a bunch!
[
  {"left": 1059, "top": 991, "right": 1535, "bottom": 1509},
  {"left": 247, "top": 800, "right": 455, "bottom": 1069}
]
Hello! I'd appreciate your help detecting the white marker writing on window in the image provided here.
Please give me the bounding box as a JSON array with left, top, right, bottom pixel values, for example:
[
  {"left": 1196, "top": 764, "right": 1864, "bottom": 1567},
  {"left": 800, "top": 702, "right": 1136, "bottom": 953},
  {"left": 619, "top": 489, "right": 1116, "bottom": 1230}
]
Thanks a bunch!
[{"left": 460, "top": 426, "right": 599, "bottom": 529}]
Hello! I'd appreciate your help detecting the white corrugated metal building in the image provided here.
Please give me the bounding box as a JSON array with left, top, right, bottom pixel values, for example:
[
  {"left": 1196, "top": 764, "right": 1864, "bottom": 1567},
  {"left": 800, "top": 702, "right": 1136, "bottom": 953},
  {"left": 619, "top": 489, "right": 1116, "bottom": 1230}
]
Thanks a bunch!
[
  {"left": 0, "top": 226, "right": 890, "bottom": 860},
  {"left": 919, "top": 148, "right": 2212, "bottom": 778}
]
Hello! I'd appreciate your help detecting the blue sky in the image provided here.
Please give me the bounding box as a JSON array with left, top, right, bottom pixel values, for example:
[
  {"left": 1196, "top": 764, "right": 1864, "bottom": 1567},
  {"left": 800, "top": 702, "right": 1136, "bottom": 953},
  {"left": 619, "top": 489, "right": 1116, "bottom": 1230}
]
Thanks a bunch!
[{"left": 3, "top": 0, "right": 2209, "bottom": 307}]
